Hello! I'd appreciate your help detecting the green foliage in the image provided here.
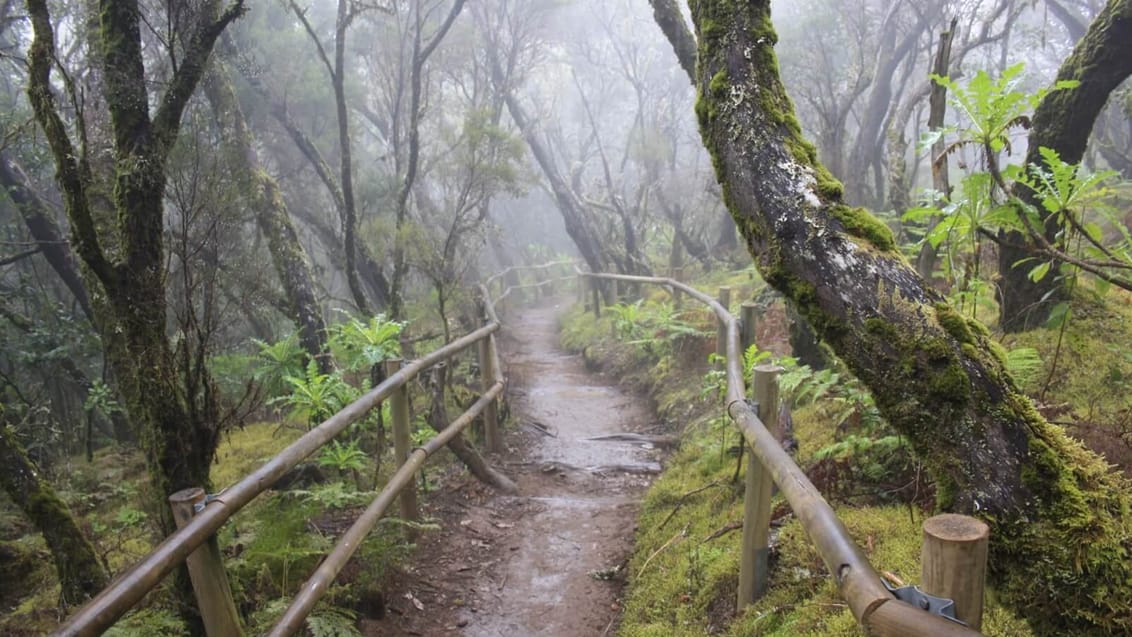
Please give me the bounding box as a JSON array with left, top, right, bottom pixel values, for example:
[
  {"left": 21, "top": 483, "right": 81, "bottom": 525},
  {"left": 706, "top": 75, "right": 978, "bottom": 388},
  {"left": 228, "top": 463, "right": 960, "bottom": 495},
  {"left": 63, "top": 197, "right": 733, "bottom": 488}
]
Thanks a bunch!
[
  {"left": 926, "top": 63, "right": 1077, "bottom": 155},
  {"left": 745, "top": 346, "right": 884, "bottom": 433},
  {"left": 271, "top": 360, "right": 360, "bottom": 428},
  {"left": 306, "top": 607, "right": 362, "bottom": 637},
  {"left": 903, "top": 173, "right": 1006, "bottom": 316},
  {"left": 327, "top": 314, "right": 404, "bottom": 372},
  {"left": 316, "top": 439, "right": 369, "bottom": 489},
  {"left": 253, "top": 333, "right": 308, "bottom": 399},
  {"left": 317, "top": 440, "right": 368, "bottom": 473},
  {"left": 605, "top": 300, "right": 712, "bottom": 359},
  {"left": 1012, "top": 146, "right": 1129, "bottom": 287},
  {"left": 208, "top": 352, "right": 257, "bottom": 404},
  {"left": 286, "top": 482, "right": 376, "bottom": 510},
  {"left": 83, "top": 380, "right": 121, "bottom": 418},
  {"left": 103, "top": 608, "right": 189, "bottom": 637},
  {"left": 1004, "top": 346, "right": 1043, "bottom": 388}
]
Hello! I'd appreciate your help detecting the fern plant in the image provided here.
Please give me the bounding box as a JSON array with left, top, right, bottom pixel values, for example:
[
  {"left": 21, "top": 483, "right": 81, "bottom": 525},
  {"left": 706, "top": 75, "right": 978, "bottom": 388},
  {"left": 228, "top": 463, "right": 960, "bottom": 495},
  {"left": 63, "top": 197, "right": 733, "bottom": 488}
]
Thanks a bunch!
[
  {"left": 271, "top": 360, "right": 359, "bottom": 429},
  {"left": 253, "top": 332, "right": 308, "bottom": 399},
  {"left": 317, "top": 440, "right": 369, "bottom": 490},
  {"left": 328, "top": 313, "right": 404, "bottom": 372}
]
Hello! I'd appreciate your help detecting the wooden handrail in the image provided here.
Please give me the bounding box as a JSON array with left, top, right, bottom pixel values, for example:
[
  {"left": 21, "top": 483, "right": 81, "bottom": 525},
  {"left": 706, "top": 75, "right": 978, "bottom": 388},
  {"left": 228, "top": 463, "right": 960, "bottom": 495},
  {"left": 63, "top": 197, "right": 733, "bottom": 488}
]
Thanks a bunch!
[
  {"left": 577, "top": 271, "right": 983, "bottom": 636},
  {"left": 53, "top": 259, "right": 573, "bottom": 636},
  {"left": 268, "top": 382, "right": 505, "bottom": 636},
  {"left": 52, "top": 323, "right": 499, "bottom": 636}
]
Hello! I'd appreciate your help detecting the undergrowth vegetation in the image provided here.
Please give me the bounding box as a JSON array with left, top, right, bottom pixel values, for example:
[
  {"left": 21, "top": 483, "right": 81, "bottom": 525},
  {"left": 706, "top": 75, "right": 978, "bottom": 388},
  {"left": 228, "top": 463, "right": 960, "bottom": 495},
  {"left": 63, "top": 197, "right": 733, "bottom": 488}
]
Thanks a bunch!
[
  {"left": 560, "top": 273, "right": 1044, "bottom": 636},
  {"left": 0, "top": 307, "right": 495, "bottom": 635}
]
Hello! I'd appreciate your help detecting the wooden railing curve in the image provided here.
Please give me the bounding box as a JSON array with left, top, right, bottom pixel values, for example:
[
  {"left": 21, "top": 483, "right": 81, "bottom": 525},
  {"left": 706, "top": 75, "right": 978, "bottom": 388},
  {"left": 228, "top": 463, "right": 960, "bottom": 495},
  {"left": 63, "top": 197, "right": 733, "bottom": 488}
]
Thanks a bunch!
[
  {"left": 51, "top": 260, "right": 575, "bottom": 637},
  {"left": 578, "top": 269, "right": 985, "bottom": 637}
]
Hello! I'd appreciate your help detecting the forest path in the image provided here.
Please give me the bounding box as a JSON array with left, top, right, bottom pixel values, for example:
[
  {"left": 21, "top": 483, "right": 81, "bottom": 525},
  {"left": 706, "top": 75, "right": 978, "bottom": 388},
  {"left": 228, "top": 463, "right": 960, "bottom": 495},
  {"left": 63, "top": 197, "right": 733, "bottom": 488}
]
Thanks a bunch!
[{"left": 367, "top": 298, "right": 662, "bottom": 636}]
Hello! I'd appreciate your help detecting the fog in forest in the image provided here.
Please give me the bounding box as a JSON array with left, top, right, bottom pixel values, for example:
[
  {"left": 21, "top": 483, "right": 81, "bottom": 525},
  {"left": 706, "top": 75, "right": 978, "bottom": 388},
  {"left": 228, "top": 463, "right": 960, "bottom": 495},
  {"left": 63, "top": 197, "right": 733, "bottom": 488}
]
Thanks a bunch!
[{"left": 1, "top": 0, "right": 1130, "bottom": 634}]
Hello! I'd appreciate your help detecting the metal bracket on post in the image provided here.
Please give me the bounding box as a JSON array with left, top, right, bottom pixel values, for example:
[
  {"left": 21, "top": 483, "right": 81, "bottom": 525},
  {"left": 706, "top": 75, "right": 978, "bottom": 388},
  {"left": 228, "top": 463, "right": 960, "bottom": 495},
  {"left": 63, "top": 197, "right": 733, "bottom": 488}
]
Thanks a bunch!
[
  {"left": 192, "top": 489, "right": 228, "bottom": 514},
  {"left": 882, "top": 580, "right": 965, "bottom": 625}
]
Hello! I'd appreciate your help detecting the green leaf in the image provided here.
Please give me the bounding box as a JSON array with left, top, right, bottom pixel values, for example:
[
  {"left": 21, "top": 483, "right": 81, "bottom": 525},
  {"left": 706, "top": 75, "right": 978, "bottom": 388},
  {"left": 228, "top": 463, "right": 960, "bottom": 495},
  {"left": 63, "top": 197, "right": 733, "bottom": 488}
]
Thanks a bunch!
[{"left": 1028, "top": 261, "right": 1051, "bottom": 282}]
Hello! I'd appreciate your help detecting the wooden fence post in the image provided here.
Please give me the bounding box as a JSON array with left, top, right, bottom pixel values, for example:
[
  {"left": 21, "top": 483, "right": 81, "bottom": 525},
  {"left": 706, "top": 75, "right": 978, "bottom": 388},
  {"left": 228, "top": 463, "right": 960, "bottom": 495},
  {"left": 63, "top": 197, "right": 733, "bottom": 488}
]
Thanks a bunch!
[
  {"left": 740, "top": 302, "right": 758, "bottom": 355},
  {"left": 716, "top": 286, "right": 732, "bottom": 361},
  {"left": 384, "top": 358, "right": 419, "bottom": 537},
  {"left": 478, "top": 333, "right": 501, "bottom": 453},
  {"left": 738, "top": 365, "right": 782, "bottom": 610},
  {"left": 168, "top": 488, "right": 243, "bottom": 637},
  {"left": 922, "top": 514, "right": 989, "bottom": 630},
  {"left": 576, "top": 271, "right": 584, "bottom": 305}
]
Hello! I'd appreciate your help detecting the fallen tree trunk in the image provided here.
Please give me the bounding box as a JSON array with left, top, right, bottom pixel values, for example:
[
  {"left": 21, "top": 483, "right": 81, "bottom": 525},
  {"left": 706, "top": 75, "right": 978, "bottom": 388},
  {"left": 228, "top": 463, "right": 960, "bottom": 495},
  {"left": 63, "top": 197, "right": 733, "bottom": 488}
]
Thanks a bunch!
[
  {"left": 427, "top": 364, "right": 518, "bottom": 495},
  {"left": 650, "top": 1, "right": 1132, "bottom": 633}
]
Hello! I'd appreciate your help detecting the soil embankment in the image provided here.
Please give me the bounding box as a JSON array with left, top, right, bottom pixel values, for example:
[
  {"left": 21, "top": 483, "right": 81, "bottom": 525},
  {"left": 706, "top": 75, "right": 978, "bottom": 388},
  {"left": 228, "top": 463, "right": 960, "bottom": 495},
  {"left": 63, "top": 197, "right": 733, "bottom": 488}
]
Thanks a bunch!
[{"left": 369, "top": 300, "right": 661, "bottom": 636}]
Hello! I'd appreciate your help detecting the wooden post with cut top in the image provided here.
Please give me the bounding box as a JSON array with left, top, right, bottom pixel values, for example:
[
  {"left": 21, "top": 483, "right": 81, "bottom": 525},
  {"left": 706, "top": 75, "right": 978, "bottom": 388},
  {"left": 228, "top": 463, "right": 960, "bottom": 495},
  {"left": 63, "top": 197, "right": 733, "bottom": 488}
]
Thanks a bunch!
[
  {"left": 168, "top": 488, "right": 244, "bottom": 637},
  {"left": 922, "top": 514, "right": 990, "bottom": 630},
  {"left": 737, "top": 365, "right": 781, "bottom": 610},
  {"left": 740, "top": 302, "right": 759, "bottom": 355}
]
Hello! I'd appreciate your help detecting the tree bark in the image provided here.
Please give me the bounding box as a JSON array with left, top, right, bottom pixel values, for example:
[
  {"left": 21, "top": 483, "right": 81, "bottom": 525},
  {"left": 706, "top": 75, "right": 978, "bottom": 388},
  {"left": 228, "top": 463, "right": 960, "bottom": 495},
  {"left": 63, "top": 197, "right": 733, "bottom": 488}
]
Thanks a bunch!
[
  {"left": 0, "top": 154, "right": 94, "bottom": 321},
  {"left": 24, "top": 0, "right": 245, "bottom": 534},
  {"left": 0, "top": 423, "right": 108, "bottom": 608},
  {"left": 203, "top": 63, "right": 331, "bottom": 372},
  {"left": 647, "top": 0, "right": 696, "bottom": 84},
  {"left": 998, "top": 0, "right": 1132, "bottom": 331},
  {"left": 679, "top": 1, "right": 1132, "bottom": 633}
]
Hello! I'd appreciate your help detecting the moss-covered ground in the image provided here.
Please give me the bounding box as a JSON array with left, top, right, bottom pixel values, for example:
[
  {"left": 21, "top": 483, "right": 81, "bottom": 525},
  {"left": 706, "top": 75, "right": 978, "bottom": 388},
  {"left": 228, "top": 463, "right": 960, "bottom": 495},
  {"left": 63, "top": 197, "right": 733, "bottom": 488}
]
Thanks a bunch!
[{"left": 560, "top": 273, "right": 1047, "bottom": 636}]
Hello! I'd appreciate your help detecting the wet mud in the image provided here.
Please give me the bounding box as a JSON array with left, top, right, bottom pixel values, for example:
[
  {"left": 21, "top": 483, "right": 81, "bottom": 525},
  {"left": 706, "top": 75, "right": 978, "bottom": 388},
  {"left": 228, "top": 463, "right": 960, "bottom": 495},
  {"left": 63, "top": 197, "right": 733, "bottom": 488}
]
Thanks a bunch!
[{"left": 367, "top": 300, "right": 661, "bottom": 636}]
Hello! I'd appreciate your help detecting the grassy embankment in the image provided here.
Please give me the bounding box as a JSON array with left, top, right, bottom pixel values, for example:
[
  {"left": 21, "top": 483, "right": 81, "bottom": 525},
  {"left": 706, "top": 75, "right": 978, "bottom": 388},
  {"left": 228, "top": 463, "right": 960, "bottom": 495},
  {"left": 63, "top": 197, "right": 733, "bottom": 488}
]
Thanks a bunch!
[{"left": 560, "top": 269, "right": 1131, "bottom": 636}]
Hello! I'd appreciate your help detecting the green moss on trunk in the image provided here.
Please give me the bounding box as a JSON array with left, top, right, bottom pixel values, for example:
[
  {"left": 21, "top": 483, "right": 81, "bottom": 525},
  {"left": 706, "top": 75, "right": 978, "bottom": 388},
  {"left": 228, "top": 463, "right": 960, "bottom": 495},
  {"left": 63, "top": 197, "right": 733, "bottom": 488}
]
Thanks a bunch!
[
  {"left": 0, "top": 424, "right": 108, "bottom": 608},
  {"left": 685, "top": 0, "right": 1132, "bottom": 633}
]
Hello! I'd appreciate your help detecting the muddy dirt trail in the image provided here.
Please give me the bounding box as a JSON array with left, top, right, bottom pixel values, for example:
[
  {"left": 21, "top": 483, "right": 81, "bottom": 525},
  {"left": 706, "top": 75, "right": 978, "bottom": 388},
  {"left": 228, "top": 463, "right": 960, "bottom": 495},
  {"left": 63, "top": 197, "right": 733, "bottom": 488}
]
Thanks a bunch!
[{"left": 367, "top": 300, "right": 663, "bottom": 636}]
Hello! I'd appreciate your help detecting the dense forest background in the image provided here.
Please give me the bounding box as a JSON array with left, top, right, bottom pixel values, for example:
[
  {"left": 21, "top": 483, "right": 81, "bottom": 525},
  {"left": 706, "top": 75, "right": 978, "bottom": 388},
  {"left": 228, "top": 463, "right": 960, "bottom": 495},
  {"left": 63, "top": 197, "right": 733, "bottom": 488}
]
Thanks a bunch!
[{"left": 1, "top": 0, "right": 1129, "bottom": 634}]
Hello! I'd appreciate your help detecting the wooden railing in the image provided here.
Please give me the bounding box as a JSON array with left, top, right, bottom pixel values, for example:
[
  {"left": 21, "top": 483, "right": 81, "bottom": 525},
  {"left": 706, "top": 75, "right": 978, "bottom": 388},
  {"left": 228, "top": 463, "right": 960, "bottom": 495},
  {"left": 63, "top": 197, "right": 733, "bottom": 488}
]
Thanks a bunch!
[
  {"left": 579, "top": 270, "right": 988, "bottom": 636},
  {"left": 50, "top": 260, "right": 576, "bottom": 637}
]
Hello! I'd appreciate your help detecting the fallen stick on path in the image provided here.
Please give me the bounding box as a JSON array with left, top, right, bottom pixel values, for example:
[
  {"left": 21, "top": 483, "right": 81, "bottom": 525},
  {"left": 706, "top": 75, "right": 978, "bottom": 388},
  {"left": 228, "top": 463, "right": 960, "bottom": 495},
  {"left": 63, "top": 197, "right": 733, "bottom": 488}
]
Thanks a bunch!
[{"left": 585, "top": 433, "right": 678, "bottom": 448}]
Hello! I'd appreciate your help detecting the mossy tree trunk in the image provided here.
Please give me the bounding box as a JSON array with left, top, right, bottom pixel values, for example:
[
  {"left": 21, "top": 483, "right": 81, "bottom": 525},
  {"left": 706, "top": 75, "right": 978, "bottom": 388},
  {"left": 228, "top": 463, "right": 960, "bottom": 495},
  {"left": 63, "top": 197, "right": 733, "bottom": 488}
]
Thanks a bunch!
[
  {"left": 664, "top": 1, "right": 1132, "bottom": 633},
  {"left": 24, "top": 0, "right": 245, "bottom": 532},
  {"left": 0, "top": 423, "right": 108, "bottom": 608},
  {"left": 203, "top": 63, "right": 331, "bottom": 373},
  {"left": 997, "top": 0, "right": 1132, "bottom": 332}
]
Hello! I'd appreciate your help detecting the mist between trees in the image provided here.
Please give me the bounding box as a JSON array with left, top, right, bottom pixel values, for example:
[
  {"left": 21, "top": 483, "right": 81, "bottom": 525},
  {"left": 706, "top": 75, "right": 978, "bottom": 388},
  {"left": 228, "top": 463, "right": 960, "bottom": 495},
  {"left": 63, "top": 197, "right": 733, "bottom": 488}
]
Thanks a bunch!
[{"left": 0, "top": 0, "right": 1130, "bottom": 635}]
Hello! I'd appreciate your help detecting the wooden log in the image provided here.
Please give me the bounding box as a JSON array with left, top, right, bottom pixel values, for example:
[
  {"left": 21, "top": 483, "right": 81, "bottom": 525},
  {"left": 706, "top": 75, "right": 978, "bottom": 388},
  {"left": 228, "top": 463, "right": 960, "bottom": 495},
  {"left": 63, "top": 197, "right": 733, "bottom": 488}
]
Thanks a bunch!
[
  {"left": 384, "top": 358, "right": 419, "bottom": 537},
  {"left": 737, "top": 365, "right": 781, "bottom": 609},
  {"left": 168, "top": 488, "right": 243, "bottom": 637},
  {"left": 922, "top": 513, "right": 990, "bottom": 630}
]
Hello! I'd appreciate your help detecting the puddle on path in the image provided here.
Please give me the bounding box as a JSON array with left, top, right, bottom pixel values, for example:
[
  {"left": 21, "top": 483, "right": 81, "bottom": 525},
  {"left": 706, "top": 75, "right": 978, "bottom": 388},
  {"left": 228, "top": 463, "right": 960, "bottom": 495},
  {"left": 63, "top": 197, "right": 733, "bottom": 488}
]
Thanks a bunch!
[{"left": 370, "top": 299, "right": 661, "bottom": 637}]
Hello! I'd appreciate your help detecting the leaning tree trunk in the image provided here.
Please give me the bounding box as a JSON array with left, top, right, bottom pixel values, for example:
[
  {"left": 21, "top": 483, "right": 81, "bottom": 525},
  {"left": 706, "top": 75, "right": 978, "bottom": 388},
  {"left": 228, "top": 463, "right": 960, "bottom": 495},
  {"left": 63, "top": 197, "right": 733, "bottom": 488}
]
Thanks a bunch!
[
  {"left": 0, "top": 154, "right": 94, "bottom": 322},
  {"left": 672, "top": 1, "right": 1132, "bottom": 633},
  {"left": 998, "top": 0, "right": 1132, "bottom": 332},
  {"left": 0, "top": 423, "right": 107, "bottom": 608},
  {"left": 203, "top": 64, "right": 331, "bottom": 372}
]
